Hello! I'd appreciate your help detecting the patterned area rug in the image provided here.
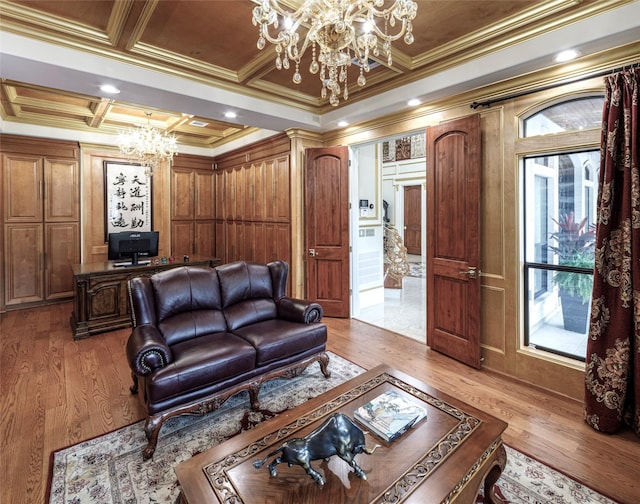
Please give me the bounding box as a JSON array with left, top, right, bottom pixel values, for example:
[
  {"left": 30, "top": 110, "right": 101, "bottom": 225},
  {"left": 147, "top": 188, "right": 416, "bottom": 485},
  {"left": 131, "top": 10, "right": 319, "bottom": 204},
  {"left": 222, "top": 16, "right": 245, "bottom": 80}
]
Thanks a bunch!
[
  {"left": 48, "top": 354, "right": 618, "bottom": 504},
  {"left": 476, "top": 446, "right": 618, "bottom": 503}
]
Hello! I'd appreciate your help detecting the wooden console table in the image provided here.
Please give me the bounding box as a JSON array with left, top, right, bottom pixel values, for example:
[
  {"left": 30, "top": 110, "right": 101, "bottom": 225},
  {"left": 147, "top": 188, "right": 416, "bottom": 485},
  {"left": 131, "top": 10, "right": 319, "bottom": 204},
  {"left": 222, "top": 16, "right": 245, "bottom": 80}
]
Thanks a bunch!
[{"left": 70, "top": 256, "right": 220, "bottom": 339}]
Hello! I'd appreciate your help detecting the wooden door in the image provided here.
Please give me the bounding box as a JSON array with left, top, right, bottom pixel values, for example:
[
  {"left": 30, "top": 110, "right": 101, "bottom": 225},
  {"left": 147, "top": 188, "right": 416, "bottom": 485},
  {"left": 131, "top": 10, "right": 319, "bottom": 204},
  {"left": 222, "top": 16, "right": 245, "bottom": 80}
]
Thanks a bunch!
[
  {"left": 426, "top": 115, "right": 482, "bottom": 369},
  {"left": 404, "top": 185, "right": 422, "bottom": 255},
  {"left": 304, "top": 146, "right": 350, "bottom": 318}
]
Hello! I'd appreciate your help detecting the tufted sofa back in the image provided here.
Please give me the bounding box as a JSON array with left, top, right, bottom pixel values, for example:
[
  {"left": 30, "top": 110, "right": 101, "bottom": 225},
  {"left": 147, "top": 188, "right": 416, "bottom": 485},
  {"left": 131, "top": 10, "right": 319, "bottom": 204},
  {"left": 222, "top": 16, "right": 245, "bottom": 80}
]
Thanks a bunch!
[
  {"left": 216, "top": 260, "right": 287, "bottom": 331},
  {"left": 128, "top": 260, "right": 290, "bottom": 346}
]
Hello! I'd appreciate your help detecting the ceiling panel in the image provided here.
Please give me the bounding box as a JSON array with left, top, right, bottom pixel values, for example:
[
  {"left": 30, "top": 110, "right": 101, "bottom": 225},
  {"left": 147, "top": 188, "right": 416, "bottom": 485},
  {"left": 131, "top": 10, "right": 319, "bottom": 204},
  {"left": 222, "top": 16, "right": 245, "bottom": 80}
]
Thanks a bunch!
[{"left": 0, "top": 0, "right": 634, "bottom": 147}]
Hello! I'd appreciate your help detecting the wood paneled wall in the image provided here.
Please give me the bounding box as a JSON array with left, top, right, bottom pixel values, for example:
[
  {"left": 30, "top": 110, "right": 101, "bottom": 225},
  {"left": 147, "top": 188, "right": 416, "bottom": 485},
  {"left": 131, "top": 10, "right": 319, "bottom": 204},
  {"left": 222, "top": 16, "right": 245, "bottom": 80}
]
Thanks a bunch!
[
  {"left": 213, "top": 133, "right": 293, "bottom": 283},
  {"left": 79, "top": 144, "right": 171, "bottom": 264}
]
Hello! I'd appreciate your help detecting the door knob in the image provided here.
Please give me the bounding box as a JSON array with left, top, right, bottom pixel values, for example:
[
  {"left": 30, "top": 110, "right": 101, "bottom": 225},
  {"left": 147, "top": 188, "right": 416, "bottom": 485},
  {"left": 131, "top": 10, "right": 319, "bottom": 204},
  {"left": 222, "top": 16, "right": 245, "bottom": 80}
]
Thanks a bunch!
[
  {"left": 459, "top": 266, "right": 477, "bottom": 279},
  {"left": 309, "top": 249, "right": 317, "bottom": 257}
]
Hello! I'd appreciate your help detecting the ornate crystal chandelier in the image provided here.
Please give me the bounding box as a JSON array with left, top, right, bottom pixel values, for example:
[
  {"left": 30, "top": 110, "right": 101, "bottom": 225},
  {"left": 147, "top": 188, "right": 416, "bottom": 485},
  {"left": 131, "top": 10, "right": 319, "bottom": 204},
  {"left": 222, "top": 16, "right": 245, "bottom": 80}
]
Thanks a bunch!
[
  {"left": 252, "top": 0, "right": 418, "bottom": 106},
  {"left": 118, "top": 113, "right": 178, "bottom": 175}
]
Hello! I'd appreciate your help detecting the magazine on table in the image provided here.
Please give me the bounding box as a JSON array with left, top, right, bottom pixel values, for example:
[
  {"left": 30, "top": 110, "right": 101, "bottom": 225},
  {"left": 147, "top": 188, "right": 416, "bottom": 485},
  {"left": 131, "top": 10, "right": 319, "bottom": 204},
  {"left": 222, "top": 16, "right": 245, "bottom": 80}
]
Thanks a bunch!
[{"left": 354, "top": 390, "right": 427, "bottom": 442}]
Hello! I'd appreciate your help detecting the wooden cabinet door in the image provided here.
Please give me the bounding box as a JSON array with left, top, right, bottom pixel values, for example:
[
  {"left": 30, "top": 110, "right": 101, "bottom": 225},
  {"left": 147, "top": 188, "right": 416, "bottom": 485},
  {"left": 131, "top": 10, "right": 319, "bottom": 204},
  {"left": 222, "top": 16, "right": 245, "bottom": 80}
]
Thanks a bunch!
[
  {"left": 214, "top": 169, "right": 225, "bottom": 218},
  {"left": 44, "top": 158, "right": 79, "bottom": 221},
  {"left": 3, "top": 154, "right": 42, "bottom": 222},
  {"left": 45, "top": 222, "right": 79, "bottom": 299},
  {"left": 194, "top": 221, "right": 215, "bottom": 257},
  {"left": 215, "top": 219, "right": 226, "bottom": 262},
  {"left": 194, "top": 170, "right": 215, "bottom": 220},
  {"left": 264, "top": 222, "right": 291, "bottom": 264},
  {"left": 226, "top": 221, "right": 238, "bottom": 262},
  {"left": 243, "top": 165, "right": 255, "bottom": 221},
  {"left": 171, "top": 221, "right": 195, "bottom": 257},
  {"left": 253, "top": 161, "right": 267, "bottom": 221},
  {"left": 225, "top": 168, "right": 240, "bottom": 220},
  {"left": 171, "top": 169, "right": 194, "bottom": 220},
  {"left": 4, "top": 223, "right": 44, "bottom": 305},
  {"left": 266, "top": 156, "right": 290, "bottom": 222}
]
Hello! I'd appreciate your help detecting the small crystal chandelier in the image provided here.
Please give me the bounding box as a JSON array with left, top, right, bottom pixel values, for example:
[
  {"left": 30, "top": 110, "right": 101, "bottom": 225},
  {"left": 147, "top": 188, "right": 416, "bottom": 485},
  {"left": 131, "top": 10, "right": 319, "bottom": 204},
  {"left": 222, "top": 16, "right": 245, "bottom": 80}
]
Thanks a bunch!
[
  {"left": 252, "top": 0, "right": 418, "bottom": 106},
  {"left": 118, "top": 113, "right": 178, "bottom": 175}
]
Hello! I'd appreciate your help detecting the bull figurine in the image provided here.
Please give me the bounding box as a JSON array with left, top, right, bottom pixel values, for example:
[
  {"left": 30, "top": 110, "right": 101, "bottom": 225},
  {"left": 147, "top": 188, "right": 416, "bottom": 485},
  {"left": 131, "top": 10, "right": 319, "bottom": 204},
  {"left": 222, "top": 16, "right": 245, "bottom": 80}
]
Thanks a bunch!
[{"left": 253, "top": 412, "right": 379, "bottom": 485}]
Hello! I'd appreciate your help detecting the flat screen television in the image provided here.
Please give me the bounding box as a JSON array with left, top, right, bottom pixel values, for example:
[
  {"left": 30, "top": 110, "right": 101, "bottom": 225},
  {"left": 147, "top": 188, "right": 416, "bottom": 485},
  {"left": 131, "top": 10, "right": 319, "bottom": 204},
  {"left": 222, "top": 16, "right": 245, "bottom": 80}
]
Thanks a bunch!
[{"left": 107, "top": 231, "right": 159, "bottom": 267}]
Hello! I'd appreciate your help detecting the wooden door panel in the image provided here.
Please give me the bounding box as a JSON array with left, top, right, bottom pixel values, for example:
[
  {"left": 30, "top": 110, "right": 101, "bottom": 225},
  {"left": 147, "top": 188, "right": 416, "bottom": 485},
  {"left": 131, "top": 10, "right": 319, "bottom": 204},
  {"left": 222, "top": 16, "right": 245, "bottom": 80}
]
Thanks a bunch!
[
  {"left": 404, "top": 185, "right": 422, "bottom": 254},
  {"left": 253, "top": 222, "right": 267, "bottom": 264},
  {"left": 171, "top": 221, "right": 194, "bottom": 257},
  {"left": 45, "top": 222, "right": 79, "bottom": 299},
  {"left": 427, "top": 115, "right": 481, "bottom": 369},
  {"left": 194, "top": 171, "right": 215, "bottom": 220},
  {"left": 44, "top": 159, "right": 78, "bottom": 221},
  {"left": 171, "top": 169, "right": 194, "bottom": 220},
  {"left": 313, "top": 258, "right": 346, "bottom": 302},
  {"left": 234, "top": 166, "right": 246, "bottom": 220},
  {"left": 237, "top": 221, "right": 254, "bottom": 261},
  {"left": 274, "top": 223, "right": 291, "bottom": 265},
  {"left": 243, "top": 165, "right": 255, "bottom": 220},
  {"left": 226, "top": 169, "right": 237, "bottom": 220},
  {"left": 214, "top": 170, "right": 225, "bottom": 218},
  {"left": 3, "top": 154, "right": 42, "bottom": 222},
  {"left": 254, "top": 161, "right": 267, "bottom": 221},
  {"left": 226, "top": 221, "right": 238, "bottom": 262},
  {"left": 304, "top": 147, "right": 350, "bottom": 317},
  {"left": 4, "top": 223, "right": 43, "bottom": 305},
  {"left": 215, "top": 220, "right": 226, "bottom": 262},
  {"left": 194, "top": 221, "right": 215, "bottom": 258},
  {"left": 273, "top": 157, "right": 290, "bottom": 222}
]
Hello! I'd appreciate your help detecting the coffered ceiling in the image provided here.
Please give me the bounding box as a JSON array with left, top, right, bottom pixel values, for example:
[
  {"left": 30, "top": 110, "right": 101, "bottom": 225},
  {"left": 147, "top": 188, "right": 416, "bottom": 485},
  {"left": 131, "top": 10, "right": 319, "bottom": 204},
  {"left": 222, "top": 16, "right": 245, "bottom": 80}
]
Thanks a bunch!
[{"left": 1, "top": 0, "right": 639, "bottom": 150}]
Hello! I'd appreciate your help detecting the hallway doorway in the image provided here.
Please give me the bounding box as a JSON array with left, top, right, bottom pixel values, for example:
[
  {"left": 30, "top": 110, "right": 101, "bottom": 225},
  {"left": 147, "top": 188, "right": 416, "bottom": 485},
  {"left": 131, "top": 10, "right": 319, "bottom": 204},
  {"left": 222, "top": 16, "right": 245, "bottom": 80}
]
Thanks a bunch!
[{"left": 351, "top": 135, "right": 427, "bottom": 343}]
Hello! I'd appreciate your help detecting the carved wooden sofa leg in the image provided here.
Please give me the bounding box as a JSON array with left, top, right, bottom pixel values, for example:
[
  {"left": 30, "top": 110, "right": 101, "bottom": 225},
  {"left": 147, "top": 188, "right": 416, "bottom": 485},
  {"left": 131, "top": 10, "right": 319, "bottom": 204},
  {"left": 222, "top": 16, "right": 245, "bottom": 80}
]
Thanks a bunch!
[
  {"left": 138, "top": 352, "right": 332, "bottom": 460},
  {"left": 143, "top": 415, "right": 163, "bottom": 460},
  {"left": 318, "top": 353, "right": 331, "bottom": 378}
]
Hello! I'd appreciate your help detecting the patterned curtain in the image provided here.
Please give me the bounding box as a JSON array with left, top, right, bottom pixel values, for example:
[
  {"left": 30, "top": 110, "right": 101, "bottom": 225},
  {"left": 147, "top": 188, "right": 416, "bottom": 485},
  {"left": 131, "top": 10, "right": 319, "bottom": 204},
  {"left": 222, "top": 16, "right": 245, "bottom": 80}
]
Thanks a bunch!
[{"left": 584, "top": 68, "right": 639, "bottom": 435}]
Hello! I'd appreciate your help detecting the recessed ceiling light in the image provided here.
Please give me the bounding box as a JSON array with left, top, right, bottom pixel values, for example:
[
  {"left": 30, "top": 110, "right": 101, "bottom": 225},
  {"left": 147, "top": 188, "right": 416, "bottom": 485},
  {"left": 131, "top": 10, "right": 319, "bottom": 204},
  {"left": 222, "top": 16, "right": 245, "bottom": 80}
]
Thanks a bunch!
[
  {"left": 224, "top": 111, "right": 237, "bottom": 119},
  {"left": 555, "top": 49, "right": 580, "bottom": 63},
  {"left": 408, "top": 98, "right": 420, "bottom": 107},
  {"left": 100, "top": 84, "right": 120, "bottom": 94},
  {"left": 337, "top": 120, "right": 348, "bottom": 127}
]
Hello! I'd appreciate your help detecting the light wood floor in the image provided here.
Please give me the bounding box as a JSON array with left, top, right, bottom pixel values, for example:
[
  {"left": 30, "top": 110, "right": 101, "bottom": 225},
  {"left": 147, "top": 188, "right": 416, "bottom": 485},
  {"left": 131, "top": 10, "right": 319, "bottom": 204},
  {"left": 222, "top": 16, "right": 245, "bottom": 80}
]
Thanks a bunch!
[{"left": 1, "top": 302, "right": 638, "bottom": 504}]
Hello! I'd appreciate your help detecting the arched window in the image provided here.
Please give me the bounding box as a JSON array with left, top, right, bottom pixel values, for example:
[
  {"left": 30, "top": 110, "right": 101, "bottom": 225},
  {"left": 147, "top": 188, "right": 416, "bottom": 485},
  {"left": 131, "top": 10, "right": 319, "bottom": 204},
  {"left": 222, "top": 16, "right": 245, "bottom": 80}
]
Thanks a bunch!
[
  {"left": 522, "top": 96, "right": 604, "bottom": 137},
  {"left": 521, "top": 94, "right": 603, "bottom": 361}
]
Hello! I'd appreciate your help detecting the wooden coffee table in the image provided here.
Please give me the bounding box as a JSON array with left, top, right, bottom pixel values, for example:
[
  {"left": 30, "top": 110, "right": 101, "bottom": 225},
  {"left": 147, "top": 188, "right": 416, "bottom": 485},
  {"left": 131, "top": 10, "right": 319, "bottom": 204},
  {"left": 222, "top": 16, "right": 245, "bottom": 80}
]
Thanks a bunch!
[{"left": 176, "top": 365, "right": 507, "bottom": 504}]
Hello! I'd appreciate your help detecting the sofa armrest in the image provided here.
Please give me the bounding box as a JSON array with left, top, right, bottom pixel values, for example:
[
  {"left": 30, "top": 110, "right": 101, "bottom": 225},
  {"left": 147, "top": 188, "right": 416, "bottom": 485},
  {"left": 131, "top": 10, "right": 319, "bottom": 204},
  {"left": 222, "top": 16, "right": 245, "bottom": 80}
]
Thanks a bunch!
[
  {"left": 276, "top": 297, "right": 324, "bottom": 323},
  {"left": 126, "top": 325, "right": 172, "bottom": 376}
]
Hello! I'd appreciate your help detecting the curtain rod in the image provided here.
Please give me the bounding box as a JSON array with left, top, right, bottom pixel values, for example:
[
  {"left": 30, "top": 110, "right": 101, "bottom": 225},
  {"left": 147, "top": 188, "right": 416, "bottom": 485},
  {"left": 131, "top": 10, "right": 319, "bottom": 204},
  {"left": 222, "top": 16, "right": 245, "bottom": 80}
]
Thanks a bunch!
[{"left": 469, "top": 64, "right": 635, "bottom": 109}]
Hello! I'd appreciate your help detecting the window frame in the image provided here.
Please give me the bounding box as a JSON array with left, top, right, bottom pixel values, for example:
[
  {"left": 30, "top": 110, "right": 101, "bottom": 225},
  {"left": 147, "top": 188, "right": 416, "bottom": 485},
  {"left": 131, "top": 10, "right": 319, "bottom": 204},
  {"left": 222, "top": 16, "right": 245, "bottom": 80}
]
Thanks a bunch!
[{"left": 518, "top": 93, "right": 604, "bottom": 363}]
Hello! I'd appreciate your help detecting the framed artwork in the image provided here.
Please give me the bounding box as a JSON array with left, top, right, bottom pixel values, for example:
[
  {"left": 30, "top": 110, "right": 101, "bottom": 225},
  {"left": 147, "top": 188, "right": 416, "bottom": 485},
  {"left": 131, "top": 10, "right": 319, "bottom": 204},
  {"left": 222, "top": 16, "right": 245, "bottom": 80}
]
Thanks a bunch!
[
  {"left": 411, "top": 133, "right": 426, "bottom": 158},
  {"left": 395, "top": 136, "right": 412, "bottom": 160},
  {"left": 382, "top": 140, "right": 396, "bottom": 162},
  {"left": 104, "top": 161, "right": 152, "bottom": 241}
]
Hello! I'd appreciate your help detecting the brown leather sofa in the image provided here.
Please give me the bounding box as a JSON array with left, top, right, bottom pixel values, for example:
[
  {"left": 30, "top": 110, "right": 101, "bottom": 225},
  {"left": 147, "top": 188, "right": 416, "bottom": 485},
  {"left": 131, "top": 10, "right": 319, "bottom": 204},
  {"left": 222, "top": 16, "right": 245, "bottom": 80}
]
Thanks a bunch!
[{"left": 126, "top": 260, "right": 330, "bottom": 459}]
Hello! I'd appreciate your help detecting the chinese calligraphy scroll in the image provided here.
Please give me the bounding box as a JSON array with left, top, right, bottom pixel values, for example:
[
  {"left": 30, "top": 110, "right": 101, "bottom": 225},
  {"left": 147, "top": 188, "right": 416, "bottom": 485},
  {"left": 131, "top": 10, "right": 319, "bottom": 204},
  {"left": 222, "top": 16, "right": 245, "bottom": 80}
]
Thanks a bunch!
[{"left": 104, "top": 162, "right": 152, "bottom": 240}]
